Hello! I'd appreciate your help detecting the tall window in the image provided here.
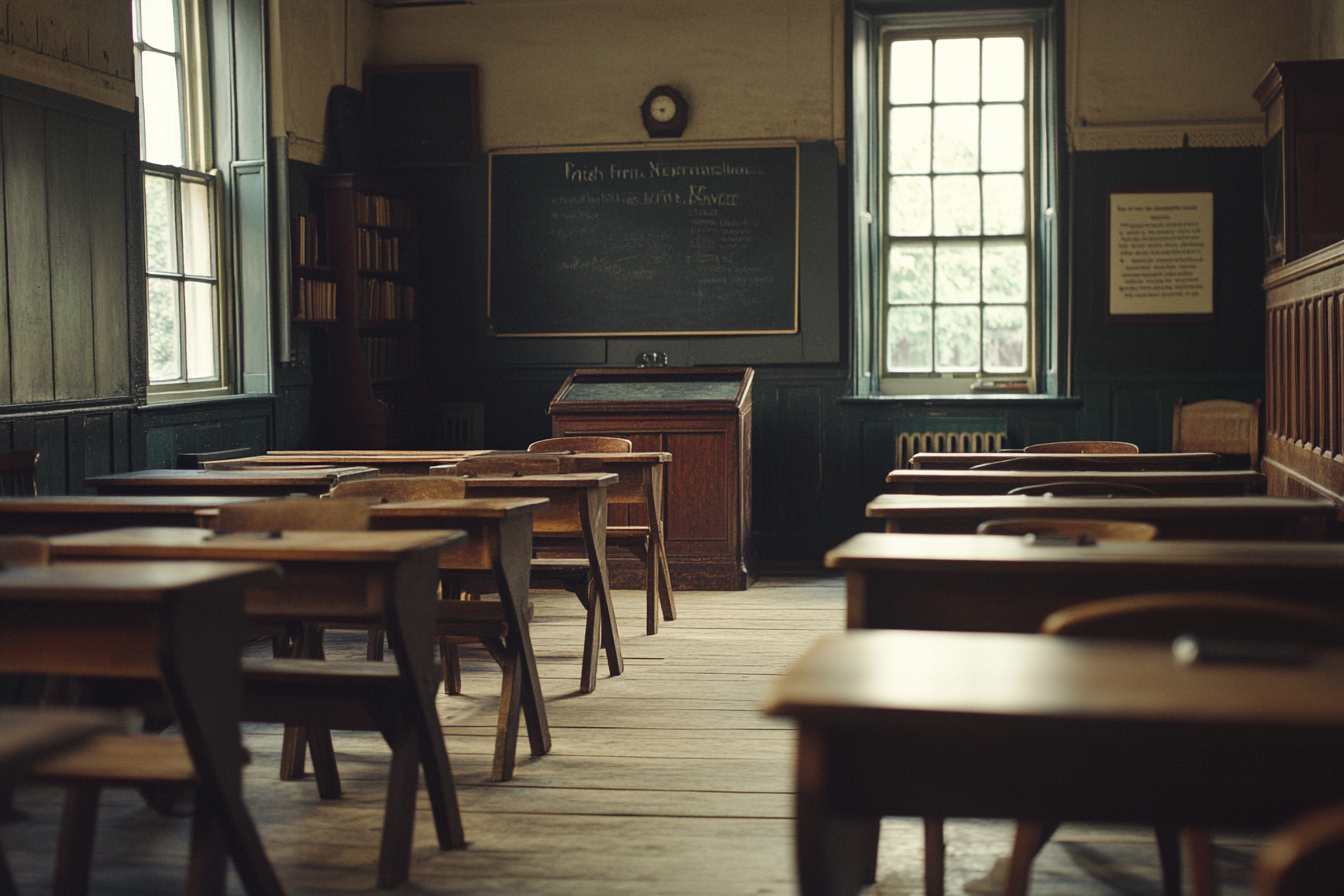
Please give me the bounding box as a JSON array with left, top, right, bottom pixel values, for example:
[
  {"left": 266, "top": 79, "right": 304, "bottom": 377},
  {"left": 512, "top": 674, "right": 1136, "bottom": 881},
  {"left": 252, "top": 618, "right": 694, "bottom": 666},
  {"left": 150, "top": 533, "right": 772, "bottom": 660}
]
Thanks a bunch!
[
  {"left": 854, "top": 8, "right": 1057, "bottom": 396},
  {"left": 133, "top": 0, "right": 226, "bottom": 394}
]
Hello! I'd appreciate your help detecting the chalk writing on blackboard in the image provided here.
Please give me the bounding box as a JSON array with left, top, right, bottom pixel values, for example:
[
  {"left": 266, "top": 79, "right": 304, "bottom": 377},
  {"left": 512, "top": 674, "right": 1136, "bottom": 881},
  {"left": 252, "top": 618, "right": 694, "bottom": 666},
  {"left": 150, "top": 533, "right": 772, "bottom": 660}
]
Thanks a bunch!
[{"left": 488, "top": 143, "right": 799, "bottom": 337}]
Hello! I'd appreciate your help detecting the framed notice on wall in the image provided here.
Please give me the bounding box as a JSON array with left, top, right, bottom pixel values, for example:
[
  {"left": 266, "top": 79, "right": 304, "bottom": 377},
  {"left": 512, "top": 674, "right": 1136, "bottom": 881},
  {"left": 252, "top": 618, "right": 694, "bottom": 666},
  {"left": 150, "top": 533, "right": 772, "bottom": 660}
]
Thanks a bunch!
[{"left": 1108, "top": 190, "right": 1214, "bottom": 321}]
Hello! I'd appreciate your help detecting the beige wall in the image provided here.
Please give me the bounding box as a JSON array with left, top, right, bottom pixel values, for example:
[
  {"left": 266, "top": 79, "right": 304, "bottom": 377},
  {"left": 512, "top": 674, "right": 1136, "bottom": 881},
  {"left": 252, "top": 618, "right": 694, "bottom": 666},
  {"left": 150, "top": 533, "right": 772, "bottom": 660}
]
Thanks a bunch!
[
  {"left": 1313, "top": 0, "right": 1344, "bottom": 57},
  {"left": 0, "top": 0, "right": 134, "bottom": 111}
]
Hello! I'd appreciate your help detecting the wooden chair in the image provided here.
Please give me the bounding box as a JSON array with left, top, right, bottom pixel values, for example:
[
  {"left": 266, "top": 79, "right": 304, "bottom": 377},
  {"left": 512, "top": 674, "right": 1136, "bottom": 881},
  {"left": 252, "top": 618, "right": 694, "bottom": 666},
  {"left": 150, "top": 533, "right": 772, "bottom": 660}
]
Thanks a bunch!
[
  {"left": 974, "top": 455, "right": 1134, "bottom": 472},
  {"left": 975, "top": 518, "right": 1158, "bottom": 541},
  {"left": 1255, "top": 802, "right": 1344, "bottom": 896},
  {"left": 0, "top": 450, "right": 38, "bottom": 496},
  {"left": 1006, "top": 481, "right": 1159, "bottom": 497},
  {"left": 528, "top": 436, "right": 633, "bottom": 453},
  {"left": 1022, "top": 440, "right": 1139, "bottom": 454},
  {"left": 1005, "top": 592, "right": 1344, "bottom": 896},
  {"left": 1173, "top": 398, "right": 1262, "bottom": 470}
]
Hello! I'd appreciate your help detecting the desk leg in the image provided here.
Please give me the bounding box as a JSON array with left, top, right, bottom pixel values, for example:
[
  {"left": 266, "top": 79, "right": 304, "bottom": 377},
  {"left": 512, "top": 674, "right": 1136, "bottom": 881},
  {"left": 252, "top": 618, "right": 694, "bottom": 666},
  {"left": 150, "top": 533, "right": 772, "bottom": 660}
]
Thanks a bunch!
[
  {"left": 0, "top": 843, "right": 18, "bottom": 896},
  {"left": 581, "top": 489, "right": 623, "bottom": 678},
  {"left": 495, "top": 515, "right": 550, "bottom": 764},
  {"left": 795, "top": 727, "right": 880, "bottom": 896},
  {"left": 385, "top": 553, "right": 465, "bottom": 852},
  {"left": 160, "top": 586, "right": 284, "bottom": 896},
  {"left": 646, "top": 465, "right": 676, "bottom": 632}
]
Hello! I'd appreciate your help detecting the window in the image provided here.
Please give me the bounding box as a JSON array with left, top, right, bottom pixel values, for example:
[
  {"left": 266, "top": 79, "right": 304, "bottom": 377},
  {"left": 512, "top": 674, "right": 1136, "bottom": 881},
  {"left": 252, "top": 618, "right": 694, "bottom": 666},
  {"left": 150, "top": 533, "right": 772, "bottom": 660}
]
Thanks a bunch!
[
  {"left": 133, "top": 0, "right": 228, "bottom": 396},
  {"left": 853, "top": 7, "right": 1058, "bottom": 396}
]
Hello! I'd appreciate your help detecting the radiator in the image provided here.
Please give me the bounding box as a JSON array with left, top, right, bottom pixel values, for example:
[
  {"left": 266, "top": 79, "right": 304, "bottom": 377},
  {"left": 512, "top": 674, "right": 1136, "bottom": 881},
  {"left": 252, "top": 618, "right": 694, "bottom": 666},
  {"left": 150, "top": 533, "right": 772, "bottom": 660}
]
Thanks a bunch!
[{"left": 896, "top": 430, "right": 1009, "bottom": 470}]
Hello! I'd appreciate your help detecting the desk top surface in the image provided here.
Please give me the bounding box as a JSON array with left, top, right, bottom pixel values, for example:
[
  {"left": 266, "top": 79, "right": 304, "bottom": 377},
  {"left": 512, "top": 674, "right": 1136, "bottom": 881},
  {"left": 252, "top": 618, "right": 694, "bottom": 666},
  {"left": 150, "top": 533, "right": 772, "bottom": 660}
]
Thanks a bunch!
[
  {"left": 764, "top": 629, "right": 1344, "bottom": 727},
  {"left": 0, "top": 558, "right": 281, "bottom": 599},
  {"left": 452, "top": 473, "right": 619, "bottom": 489},
  {"left": 826, "top": 531, "right": 1344, "bottom": 573},
  {"left": 0, "top": 495, "right": 266, "bottom": 513},
  {"left": 372, "top": 497, "right": 550, "bottom": 519},
  {"left": 49, "top": 527, "right": 464, "bottom": 562},
  {"left": 886, "top": 468, "right": 1266, "bottom": 485},
  {"left": 87, "top": 467, "right": 379, "bottom": 485},
  {"left": 0, "top": 707, "right": 123, "bottom": 779},
  {"left": 866, "top": 494, "right": 1336, "bottom": 518},
  {"left": 910, "top": 451, "right": 1221, "bottom": 469}
]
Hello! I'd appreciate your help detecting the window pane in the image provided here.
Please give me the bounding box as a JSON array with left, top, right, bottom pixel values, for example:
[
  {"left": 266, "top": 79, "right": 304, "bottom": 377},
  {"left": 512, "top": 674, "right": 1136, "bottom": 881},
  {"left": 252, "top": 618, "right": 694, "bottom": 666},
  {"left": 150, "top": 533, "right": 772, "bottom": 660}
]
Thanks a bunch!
[
  {"left": 983, "top": 240, "right": 1028, "bottom": 303},
  {"left": 141, "top": 51, "right": 184, "bottom": 167},
  {"left": 934, "top": 305, "right": 980, "bottom": 371},
  {"left": 888, "top": 176, "right": 932, "bottom": 237},
  {"left": 934, "top": 38, "right": 979, "bottom": 103},
  {"left": 933, "top": 175, "right": 980, "bottom": 236},
  {"left": 935, "top": 242, "right": 980, "bottom": 304},
  {"left": 139, "top": 0, "right": 179, "bottom": 53},
  {"left": 144, "top": 174, "right": 178, "bottom": 274},
  {"left": 887, "top": 305, "right": 932, "bottom": 372},
  {"left": 983, "top": 173, "right": 1025, "bottom": 235},
  {"left": 181, "top": 179, "right": 214, "bottom": 276},
  {"left": 147, "top": 277, "right": 182, "bottom": 382},
  {"left": 889, "top": 107, "right": 931, "bottom": 175},
  {"left": 982, "top": 37, "right": 1025, "bottom": 102},
  {"left": 890, "top": 40, "right": 932, "bottom": 105},
  {"left": 932, "top": 105, "right": 978, "bottom": 173},
  {"left": 981, "top": 105, "right": 1024, "bottom": 173},
  {"left": 888, "top": 242, "right": 932, "bottom": 304},
  {"left": 983, "top": 304, "right": 1028, "bottom": 372},
  {"left": 184, "top": 281, "right": 218, "bottom": 380}
]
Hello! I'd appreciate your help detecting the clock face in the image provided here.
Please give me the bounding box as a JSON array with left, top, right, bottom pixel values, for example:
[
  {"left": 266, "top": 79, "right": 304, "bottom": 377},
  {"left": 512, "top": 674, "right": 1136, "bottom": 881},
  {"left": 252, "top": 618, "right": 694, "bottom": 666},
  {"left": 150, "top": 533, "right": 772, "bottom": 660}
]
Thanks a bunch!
[{"left": 649, "top": 95, "right": 678, "bottom": 123}]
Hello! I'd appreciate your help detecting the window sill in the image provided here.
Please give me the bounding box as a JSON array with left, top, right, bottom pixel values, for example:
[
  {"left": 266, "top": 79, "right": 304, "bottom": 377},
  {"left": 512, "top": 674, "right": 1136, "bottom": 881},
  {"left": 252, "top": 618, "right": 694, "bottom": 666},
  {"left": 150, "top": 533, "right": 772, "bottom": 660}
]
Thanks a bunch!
[
  {"left": 838, "top": 393, "right": 1082, "bottom": 406},
  {"left": 142, "top": 392, "right": 274, "bottom": 411}
]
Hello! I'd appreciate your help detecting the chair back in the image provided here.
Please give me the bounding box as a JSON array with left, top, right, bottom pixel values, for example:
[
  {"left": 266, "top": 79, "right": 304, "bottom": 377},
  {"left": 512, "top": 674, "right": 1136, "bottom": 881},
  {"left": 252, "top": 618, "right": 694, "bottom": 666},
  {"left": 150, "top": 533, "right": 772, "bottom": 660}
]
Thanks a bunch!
[
  {"left": 1023, "top": 441, "right": 1139, "bottom": 454},
  {"left": 0, "top": 449, "right": 38, "bottom": 496},
  {"left": 528, "top": 437, "right": 632, "bottom": 454},
  {"left": 973, "top": 456, "right": 1118, "bottom": 472},
  {"left": 216, "top": 497, "right": 372, "bottom": 532},
  {"left": 976, "top": 518, "right": 1158, "bottom": 542},
  {"left": 1041, "top": 592, "right": 1344, "bottom": 645},
  {"left": 0, "top": 536, "right": 49, "bottom": 565},
  {"left": 330, "top": 476, "right": 467, "bottom": 502},
  {"left": 1172, "top": 398, "right": 1261, "bottom": 468},
  {"left": 1006, "top": 481, "right": 1158, "bottom": 498},
  {"left": 454, "top": 455, "right": 563, "bottom": 477}
]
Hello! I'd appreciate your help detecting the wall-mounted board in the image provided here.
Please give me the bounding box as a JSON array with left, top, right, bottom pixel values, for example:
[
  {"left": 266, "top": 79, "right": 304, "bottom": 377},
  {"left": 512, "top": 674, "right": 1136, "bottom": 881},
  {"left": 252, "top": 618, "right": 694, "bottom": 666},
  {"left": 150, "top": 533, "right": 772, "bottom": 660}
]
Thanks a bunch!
[{"left": 488, "top": 143, "right": 799, "bottom": 337}]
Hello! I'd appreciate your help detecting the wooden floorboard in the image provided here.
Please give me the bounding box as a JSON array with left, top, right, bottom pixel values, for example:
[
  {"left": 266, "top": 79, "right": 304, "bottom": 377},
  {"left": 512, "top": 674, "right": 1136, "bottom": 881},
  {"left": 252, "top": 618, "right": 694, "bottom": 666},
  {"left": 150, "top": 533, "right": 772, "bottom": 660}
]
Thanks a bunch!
[{"left": 1, "top": 574, "right": 1265, "bottom": 895}]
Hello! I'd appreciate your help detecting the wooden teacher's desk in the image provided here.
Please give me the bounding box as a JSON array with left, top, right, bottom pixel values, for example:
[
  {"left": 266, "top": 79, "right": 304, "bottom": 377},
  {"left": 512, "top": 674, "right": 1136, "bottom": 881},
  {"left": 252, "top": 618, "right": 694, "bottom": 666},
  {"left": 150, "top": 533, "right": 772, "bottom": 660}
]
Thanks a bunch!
[
  {"left": 827, "top": 532, "right": 1344, "bottom": 632},
  {"left": 46, "top": 528, "right": 467, "bottom": 888},
  {"left": 85, "top": 467, "right": 378, "bottom": 497},
  {"left": 0, "top": 495, "right": 264, "bottom": 535},
  {"left": 884, "top": 468, "right": 1265, "bottom": 496},
  {"left": 865, "top": 493, "right": 1335, "bottom": 540},
  {"left": 764, "top": 629, "right": 1344, "bottom": 896},
  {"left": 907, "top": 451, "right": 1221, "bottom": 470},
  {"left": 0, "top": 559, "right": 285, "bottom": 896}
]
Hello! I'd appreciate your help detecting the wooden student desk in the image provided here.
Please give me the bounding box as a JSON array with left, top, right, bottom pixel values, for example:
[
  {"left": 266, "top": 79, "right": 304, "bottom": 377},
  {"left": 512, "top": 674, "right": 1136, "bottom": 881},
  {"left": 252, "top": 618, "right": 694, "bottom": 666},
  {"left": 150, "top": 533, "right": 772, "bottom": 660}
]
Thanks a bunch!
[
  {"left": 0, "top": 495, "right": 265, "bottom": 534},
  {"left": 764, "top": 629, "right": 1344, "bottom": 896},
  {"left": 907, "top": 451, "right": 1221, "bottom": 470},
  {"left": 206, "top": 451, "right": 493, "bottom": 476},
  {"left": 0, "top": 559, "right": 285, "bottom": 896},
  {"left": 865, "top": 493, "right": 1337, "bottom": 539},
  {"left": 827, "top": 532, "right": 1344, "bottom": 632},
  {"left": 884, "top": 468, "right": 1266, "bottom": 496},
  {"left": 85, "top": 467, "right": 379, "bottom": 497},
  {"left": 46, "top": 528, "right": 467, "bottom": 889}
]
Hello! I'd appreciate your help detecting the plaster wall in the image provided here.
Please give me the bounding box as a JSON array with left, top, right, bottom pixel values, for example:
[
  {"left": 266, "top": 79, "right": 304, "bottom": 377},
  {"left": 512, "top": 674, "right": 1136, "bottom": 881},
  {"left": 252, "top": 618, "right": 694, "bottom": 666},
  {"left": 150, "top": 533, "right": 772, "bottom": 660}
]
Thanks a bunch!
[
  {"left": 1313, "top": 0, "right": 1344, "bottom": 58},
  {"left": 0, "top": 0, "right": 133, "bottom": 110}
]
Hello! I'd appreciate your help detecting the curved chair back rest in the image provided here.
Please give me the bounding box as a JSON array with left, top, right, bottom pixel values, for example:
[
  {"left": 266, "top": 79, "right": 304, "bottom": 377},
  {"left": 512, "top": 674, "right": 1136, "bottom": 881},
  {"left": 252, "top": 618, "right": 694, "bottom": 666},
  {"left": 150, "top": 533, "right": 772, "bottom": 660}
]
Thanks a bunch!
[
  {"left": 330, "top": 476, "right": 467, "bottom": 502},
  {"left": 1256, "top": 802, "right": 1344, "bottom": 896},
  {"left": 0, "top": 449, "right": 39, "bottom": 496},
  {"left": 1041, "top": 592, "right": 1344, "bottom": 645},
  {"left": 1023, "top": 441, "right": 1139, "bottom": 454},
  {"left": 454, "top": 455, "right": 563, "bottom": 477},
  {"left": 1006, "top": 481, "right": 1158, "bottom": 498},
  {"left": 973, "top": 456, "right": 1115, "bottom": 472},
  {"left": 216, "top": 497, "right": 372, "bottom": 532},
  {"left": 0, "top": 536, "right": 49, "bottom": 565},
  {"left": 528, "top": 437, "right": 632, "bottom": 454},
  {"left": 1172, "top": 397, "right": 1262, "bottom": 469},
  {"left": 976, "top": 518, "right": 1158, "bottom": 542}
]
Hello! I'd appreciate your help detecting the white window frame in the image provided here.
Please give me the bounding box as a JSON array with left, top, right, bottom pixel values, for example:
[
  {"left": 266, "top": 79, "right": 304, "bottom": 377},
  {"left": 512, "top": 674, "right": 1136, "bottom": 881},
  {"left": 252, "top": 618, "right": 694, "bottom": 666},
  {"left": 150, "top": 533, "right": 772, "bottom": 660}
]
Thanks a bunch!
[{"left": 852, "top": 5, "right": 1061, "bottom": 397}]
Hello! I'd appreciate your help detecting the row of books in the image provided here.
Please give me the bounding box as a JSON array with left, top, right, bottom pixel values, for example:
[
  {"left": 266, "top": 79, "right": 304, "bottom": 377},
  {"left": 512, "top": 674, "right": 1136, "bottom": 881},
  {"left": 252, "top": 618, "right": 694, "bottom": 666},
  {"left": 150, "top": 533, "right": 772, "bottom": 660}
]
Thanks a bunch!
[
  {"left": 361, "top": 336, "right": 409, "bottom": 381},
  {"left": 293, "top": 277, "right": 336, "bottom": 321},
  {"left": 357, "top": 229, "right": 403, "bottom": 272},
  {"left": 355, "top": 192, "right": 415, "bottom": 230},
  {"left": 290, "top": 213, "right": 322, "bottom": 266},
  {"left": 359, "top": 278, "right": 416, "bottom": 321}
]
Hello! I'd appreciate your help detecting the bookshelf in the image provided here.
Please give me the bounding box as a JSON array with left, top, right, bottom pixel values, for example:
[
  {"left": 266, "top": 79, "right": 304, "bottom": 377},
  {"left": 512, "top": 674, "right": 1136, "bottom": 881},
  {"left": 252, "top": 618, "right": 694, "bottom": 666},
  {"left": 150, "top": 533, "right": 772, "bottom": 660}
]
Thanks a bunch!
[
  {"left": 290, "top": 212, "right": 337, "bottom": 323},
  {"left": 316, "top": 173, "right": 431, "bottom": 448}
]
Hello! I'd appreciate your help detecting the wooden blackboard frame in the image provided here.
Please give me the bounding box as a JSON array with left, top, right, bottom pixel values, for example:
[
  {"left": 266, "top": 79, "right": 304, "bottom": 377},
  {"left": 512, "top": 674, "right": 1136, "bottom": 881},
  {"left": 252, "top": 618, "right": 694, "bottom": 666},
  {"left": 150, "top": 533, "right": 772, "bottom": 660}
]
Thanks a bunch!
[{"left": 487, "top": 141, "right": 800, "bottom": 338}]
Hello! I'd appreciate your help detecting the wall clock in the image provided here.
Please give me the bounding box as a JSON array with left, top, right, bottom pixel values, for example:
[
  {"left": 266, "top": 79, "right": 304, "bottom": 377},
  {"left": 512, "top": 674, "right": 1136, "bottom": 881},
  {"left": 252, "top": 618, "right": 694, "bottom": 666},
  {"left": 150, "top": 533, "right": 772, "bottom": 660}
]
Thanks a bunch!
[{"left": 640, "top": 85, "right": 688, "bottom": 138}]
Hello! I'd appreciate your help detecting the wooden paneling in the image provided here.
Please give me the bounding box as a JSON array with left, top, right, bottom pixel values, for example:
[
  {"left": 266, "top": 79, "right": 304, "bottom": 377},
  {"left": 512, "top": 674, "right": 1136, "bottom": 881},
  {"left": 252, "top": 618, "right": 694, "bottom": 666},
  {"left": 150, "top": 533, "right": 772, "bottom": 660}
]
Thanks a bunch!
[
  {"left": 46, "top": 109, "right": 95, "bottom": 400},
  {"left": 89, "top": 119, "right": 129, "bottom": 398},
  {"left": 4, "top": 97, "right": 53, "bottom": 404}
]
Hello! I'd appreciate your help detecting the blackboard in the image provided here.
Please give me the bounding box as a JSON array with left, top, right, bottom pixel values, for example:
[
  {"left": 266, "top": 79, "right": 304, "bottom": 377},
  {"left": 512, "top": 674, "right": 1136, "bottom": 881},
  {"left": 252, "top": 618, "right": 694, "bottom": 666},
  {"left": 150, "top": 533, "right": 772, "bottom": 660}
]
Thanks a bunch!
[{"left": 488, "top": 144, "right": 799, "bottom": 337}]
